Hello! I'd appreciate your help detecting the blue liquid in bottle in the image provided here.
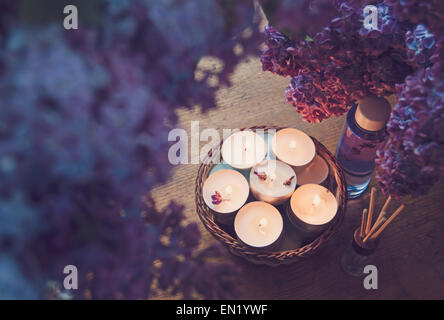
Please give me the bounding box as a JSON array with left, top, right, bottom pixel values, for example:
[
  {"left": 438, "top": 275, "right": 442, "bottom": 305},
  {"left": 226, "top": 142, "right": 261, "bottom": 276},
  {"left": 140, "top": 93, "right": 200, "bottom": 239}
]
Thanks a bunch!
[{"left": 336, "top": 97, "right": 391, "bottom": 199}]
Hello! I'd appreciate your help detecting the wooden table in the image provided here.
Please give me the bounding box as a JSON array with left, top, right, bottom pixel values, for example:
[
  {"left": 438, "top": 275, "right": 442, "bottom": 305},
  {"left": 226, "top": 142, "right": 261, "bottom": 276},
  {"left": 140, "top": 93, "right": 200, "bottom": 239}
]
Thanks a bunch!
[{"left": 152, "top": 57, "right": 444, "bottom": 300}]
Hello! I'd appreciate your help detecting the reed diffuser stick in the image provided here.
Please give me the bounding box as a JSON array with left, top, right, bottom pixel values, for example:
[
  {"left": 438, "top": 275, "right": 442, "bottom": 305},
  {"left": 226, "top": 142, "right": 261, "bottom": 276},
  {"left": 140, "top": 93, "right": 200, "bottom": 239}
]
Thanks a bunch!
[
  {"left": 363, "top": 217, "right": 387, "bottom": 243},
  {"left": 360, "top": 208, "right": 368, "bottom": 238},
  {"left": 375, "top": 211, "right": 387, "bottom": 229},
  {"left": 370, "top": 204, "right": 405, "bottom": 240},
  {"left": 375, "top": 195, "right": 391, "bottom": 225},
  {"left": 365, "top": 187, "right": 376, "bottom": 234}
]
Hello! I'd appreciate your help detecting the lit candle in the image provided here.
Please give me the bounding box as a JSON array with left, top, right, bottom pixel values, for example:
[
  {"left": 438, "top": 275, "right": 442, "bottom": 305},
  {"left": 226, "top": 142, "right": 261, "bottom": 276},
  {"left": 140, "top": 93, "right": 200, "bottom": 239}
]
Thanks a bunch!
[
  {"left": 203, "top": 169, "right": 249, "bottom": 225},
  {"left": 293, "top": 154, "right": 329, "bottom": 185},
  {"left": 249, "top": 159, "right": 296, "bottom": 205},
  {"left": 234, "top": 201, "right": 283, "bottom": 249},
  {"left": 271, "top": 128, "right": 316, "bottom": 168},
  {"left": 288, "top": 184, "right": 338, "bottom": 231},
  {"left": 222, "top": 131, "right": 267, "bottom": 170}
]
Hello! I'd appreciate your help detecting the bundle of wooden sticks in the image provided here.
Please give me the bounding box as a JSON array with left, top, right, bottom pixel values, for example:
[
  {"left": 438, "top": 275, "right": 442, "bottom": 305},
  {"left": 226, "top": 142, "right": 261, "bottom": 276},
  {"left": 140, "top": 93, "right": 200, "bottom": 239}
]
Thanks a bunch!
[{"left": 359, "top": 187, "right": 405, "bottom": 243}]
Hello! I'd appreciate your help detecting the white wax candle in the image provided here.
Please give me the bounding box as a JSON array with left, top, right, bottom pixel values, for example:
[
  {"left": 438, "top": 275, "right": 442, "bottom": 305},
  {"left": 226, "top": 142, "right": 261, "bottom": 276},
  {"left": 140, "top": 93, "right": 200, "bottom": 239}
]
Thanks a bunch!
[
  {"left": 271, "top": 128, "right": 316, "bottom": 167},
  {"left": 293, "top": 154, "right": 329, "bottom": 185},
  {"left": 250, "top": 159, "right": 296, "bottom": 205},
  {"left": 221, "top": 131, "right": 267, "bottom": 170},
  {"left": 234, "top": 201, "right": 283, "bottom": 248},
  {"left": 290, "top": 184, "right": 338, "bottom": 225},
  {"left": 203, "top": 169, "right": 249, "bottom": 214}
]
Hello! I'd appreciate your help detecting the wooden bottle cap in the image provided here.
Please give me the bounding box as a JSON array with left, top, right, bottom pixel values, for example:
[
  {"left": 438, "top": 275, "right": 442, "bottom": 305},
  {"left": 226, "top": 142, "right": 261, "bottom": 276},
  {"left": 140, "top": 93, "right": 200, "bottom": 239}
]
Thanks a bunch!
[{"left": 355, "top": 96, "right": 391, "bottom": 131}]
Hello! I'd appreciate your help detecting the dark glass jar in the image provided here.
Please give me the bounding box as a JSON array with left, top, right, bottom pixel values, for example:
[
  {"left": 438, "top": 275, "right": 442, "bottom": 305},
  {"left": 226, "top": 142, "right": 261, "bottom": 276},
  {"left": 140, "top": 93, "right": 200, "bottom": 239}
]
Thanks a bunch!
[{"left": 341, "top": 228, "right": 379, "bottom": 277}]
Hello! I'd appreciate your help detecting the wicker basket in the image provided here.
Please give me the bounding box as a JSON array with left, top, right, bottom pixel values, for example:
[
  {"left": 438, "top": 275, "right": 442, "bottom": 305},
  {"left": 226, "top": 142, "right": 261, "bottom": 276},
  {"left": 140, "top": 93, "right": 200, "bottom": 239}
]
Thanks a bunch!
[{"left": 195, "top": 126, "right": 348, "bottom": 266}]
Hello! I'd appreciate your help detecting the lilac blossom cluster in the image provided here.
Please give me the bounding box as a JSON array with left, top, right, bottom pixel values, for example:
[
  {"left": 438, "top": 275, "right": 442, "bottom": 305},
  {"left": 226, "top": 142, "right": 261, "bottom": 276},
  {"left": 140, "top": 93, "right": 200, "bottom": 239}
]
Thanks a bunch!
[
  {"left": 0, "top": 0, "right": 259, "bottom": 299},
  {"left": 376, "top": 43, "right": 444, "bottom": 197},
  {"left": 376, "top": 69, "right": 444, "bottom": 197},
  {"left": 262, "top": 2, "right": 413, "bottom": 122},
  {"left": 384, "top": 0, "right": 444, "bottom": 35},
  {"left": 258, "top": 0, "right": 339, "bottom": 40},
  {"left": 377, "top": 0, "right": 444, "bottom": 197},
  {"left": 261, "top": 0, "right": 444, "bottom": 197},
  {"left": 405, "top": 24, "right": 436, "bottom": 67}
]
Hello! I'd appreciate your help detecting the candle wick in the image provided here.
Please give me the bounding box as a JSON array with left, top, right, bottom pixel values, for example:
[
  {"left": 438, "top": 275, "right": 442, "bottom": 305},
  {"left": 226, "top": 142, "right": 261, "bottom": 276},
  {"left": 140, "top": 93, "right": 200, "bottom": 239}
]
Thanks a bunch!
[
  {"left": 258, "top": 225, "right": 266, "bottom": 235},
  {"left": 258, "top": 218, "right": 268, "bottom": 230}
]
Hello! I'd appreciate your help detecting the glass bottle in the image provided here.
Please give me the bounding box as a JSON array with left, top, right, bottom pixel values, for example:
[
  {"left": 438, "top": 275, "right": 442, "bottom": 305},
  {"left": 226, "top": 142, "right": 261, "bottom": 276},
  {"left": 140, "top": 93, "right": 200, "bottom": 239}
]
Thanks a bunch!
[
  {"left": 336, "top": 96, "right": 391, "bottom": 198},
  {"left": 341, "top": 228, "right": 379, "bottom": 277}
]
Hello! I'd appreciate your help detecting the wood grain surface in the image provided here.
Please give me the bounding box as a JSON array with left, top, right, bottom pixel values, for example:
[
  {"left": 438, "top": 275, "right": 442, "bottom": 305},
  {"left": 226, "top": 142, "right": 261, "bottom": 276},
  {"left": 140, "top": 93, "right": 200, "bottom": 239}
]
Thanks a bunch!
[{"left": 151, "top": 56, "right": 444, "bottom": 300}]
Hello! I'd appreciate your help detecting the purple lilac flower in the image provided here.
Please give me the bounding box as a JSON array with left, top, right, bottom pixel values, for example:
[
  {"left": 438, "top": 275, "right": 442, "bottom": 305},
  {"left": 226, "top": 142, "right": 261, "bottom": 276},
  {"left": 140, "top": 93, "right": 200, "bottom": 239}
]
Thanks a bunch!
[
  {"left": 376, "top": 68, "right": 444, "bottom": 198},
  {"left": 384, "top": 0, "right": 444, "bottom": 36},
  {"left": 0, "top": 0, "right": 258, "bottom": 299},
  {"left": 261, "top": 25, "right": 302, "bottom": 77},
  {"left": 406, "top": 24, "right": 436, "bottom": 67},
  {"left": 261, "top": 1, "right": 444, "bottom": 197},
  {"left": 259, "top": 0, "right": 340, "bottom": 40},
  {"left": 263, "top": 3, "right": 413, "bottom": 123}
]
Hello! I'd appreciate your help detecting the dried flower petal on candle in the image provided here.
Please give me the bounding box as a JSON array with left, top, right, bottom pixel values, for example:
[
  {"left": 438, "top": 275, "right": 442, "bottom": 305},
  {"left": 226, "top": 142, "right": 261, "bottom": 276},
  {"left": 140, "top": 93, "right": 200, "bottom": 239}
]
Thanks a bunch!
[
  {"left": 250, "top": 160, "right": 296, "bottom": 205},
  {"left": 253, "top": 171, "right": 268, "bottom": 181},
  {"left": 211, "top": 191, "right": 225, "bottom": 205},
  {"left": 283, "top": 175, "right": 295, "bottom": 186}
]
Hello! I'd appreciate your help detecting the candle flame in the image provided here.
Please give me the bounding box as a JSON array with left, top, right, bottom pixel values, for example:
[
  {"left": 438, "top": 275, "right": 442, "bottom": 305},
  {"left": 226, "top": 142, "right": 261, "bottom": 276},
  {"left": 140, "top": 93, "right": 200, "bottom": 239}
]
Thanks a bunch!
[
  {"left": 258, "top": 217, "right": 268, "bottom": 235},
  {"left": 259, "top": 217, "right": 268, "bottom": 227},
  {"left": 225, "top": 185, "right": 233, "bottom": 196},
  {"left": 313, "top": 194, "right": 321, "bottom": 206}
]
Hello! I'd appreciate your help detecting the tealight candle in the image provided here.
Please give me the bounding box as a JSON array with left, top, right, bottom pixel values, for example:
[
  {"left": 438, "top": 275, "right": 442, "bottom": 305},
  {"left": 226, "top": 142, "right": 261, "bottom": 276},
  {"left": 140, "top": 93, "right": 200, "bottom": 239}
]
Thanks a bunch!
[
  {"left": 271, "top": 128, "right": 316, "bottom": 168},
  {"left": 293, "top": 154, "right": 329, "bottom": 185},
  {"left": 288, "top": 184, "right": 338, "bottom": 233},
  {"left": 234, "top": 201, "right": 283, "bottom": 249},
  {"left": 249, "top": 159, "right": 296, "bottom": 205},
  {"left": 203, "top": 169, "right": 249, "bottom": 225},
  {"left": 221, "top": 131, "right": 267, "bottom": 170}
]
